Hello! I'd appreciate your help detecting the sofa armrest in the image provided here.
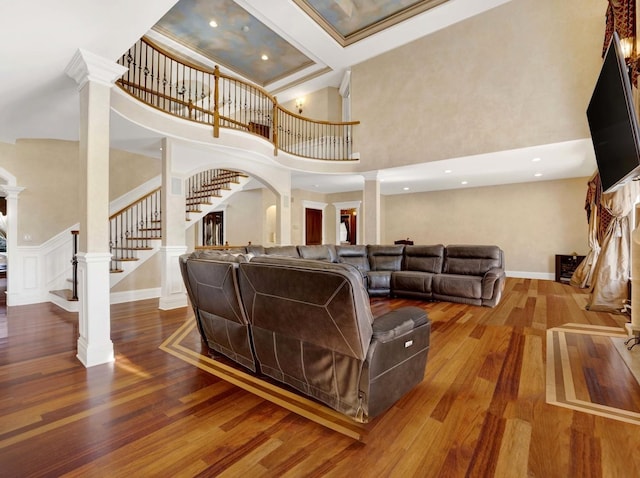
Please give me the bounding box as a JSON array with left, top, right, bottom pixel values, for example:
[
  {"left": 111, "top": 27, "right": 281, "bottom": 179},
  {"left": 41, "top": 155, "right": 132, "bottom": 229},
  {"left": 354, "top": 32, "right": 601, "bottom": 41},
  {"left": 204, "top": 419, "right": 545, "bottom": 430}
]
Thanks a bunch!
[
  {"left": 482, "top": 267, "right": 505, "bottom": 301},
  {"left": 363, "top": 306, "right": 431, "bottom": 418},
  {"left": 372, "top": 306, "right": 429, "bottom": 342}
]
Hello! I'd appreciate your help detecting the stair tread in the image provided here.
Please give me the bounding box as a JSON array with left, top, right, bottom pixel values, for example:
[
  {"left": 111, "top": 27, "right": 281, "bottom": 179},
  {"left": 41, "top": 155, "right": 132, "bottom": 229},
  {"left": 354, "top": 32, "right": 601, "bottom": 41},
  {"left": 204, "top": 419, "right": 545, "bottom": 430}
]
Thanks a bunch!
[
  {"left": 112, "top": 246, "right": 154, "bottom": 251},
  {"left": 125, "top": 236, "right": 162, "bottom": 240},
  {"left": 50, "top": 289, "right": 78, "bottom": 301}
]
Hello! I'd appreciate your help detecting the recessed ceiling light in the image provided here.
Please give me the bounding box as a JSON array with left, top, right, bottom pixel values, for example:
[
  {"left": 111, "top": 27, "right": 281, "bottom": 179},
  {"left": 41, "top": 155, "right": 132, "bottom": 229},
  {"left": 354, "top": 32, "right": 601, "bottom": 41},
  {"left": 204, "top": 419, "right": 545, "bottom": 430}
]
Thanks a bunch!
[
  {"left": 444, "top": 169, "right": 452, "bottom": 173},
  {"left": 261, "top": 54, "right": 269, "bottom": 61},
  {"left": 534, "top": 173, "right": 543, "bottom": 177},
  {"left": 461, "top": 181, "right": 468, "bottom": 185},
  {"left": 209, "top": 20, "right": 218, "bottom": 28},
  {"left": 532, "top": 157, "right": 541, "bottom": 162},
  {"left": 403, "top": 187, "right": 410, "bottom": 191}
]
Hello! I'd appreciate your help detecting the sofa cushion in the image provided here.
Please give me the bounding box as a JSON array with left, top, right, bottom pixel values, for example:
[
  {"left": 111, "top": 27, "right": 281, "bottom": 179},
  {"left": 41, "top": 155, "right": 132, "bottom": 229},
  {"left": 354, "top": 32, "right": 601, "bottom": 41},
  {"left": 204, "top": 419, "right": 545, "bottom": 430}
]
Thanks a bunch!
[
  {"left": 444, "top": 245, "right": 503, "bottom": 276},
  {"left": 403, "top": 245, "right": 444, "bottom": 273},
  {"left": 433, "top": 273, "right": 482, "bottom": 299},
  {"left": 297, "top": 244, "right": 336, "bottom": 262},
  {"left": 391, "top": 270, "right": 434, "bottom": 294},
  {"left": 189, "top": 249, "right": 254, "bottom": 263},
  {"left": 264, "top": 245, "right": 300, "bottom": 258},
  {"left": 367, "top": 271, "right": 392, "bottom": 292},
  {"left": 336, "top": 245, "right": 370, "bottom": 274},
  {"left": 367, "top": 245, "right": 404, "bottom": 271}
]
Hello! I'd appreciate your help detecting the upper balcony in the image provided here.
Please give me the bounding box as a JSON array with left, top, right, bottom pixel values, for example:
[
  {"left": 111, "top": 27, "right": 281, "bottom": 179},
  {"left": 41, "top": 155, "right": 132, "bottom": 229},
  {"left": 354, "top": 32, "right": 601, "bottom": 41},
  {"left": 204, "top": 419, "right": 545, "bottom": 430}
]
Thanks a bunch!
[{"left": 116, "top": 37, "right": 359, "bottom": 163}]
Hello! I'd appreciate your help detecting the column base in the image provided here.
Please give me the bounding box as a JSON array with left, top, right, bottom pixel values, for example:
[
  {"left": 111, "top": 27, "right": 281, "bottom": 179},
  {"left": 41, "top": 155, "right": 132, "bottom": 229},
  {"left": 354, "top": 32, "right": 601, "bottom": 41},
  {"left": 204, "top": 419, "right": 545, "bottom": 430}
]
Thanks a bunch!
[
  {"left": 76, "top": 252, "right": 113, "bottom": 368},
  {"left": 77, "top": 336, "right": 114, "bottom": 367},
  {"left": 158, "top": 246, "right": 188, "bottom": 311}
]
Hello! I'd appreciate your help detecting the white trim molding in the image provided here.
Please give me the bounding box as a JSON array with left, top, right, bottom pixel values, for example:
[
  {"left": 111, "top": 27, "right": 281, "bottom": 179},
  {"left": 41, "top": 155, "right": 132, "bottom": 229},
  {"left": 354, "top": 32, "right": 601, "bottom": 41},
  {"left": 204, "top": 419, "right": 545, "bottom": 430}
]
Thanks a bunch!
[
  {"left": 333, "top": 200, "right": 361, "bottom": 245},
  {"left": 301, "top": 200, "right": 327, "bottom": 245}
]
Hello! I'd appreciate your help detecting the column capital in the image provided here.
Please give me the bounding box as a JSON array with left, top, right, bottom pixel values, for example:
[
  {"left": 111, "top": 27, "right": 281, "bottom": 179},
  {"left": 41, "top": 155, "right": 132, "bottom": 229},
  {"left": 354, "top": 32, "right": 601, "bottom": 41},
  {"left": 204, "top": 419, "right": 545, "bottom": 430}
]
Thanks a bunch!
[
  {"left": 0, "top": 185, "right": 25, "bottom": 199},
  {"left": 361, "top": 170, "right": 381, "bottom": 182},
  {"left": 65, "top": 48, "right": 127, "bottom": 90}
]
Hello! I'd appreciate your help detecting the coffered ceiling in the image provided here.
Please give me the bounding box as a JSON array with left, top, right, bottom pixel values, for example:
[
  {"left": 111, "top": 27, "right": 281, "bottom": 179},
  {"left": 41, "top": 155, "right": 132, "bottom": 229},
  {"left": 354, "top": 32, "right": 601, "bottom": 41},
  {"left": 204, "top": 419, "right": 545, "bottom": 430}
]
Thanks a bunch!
[
  {"left": 292, "top": 0, "right": 447, "bottom": 46},
  {"left": 149, "top": 0, "right": 450, "bottom": 89},
  {"left": 1, "top": 0, "right": 597, "bottom": 196}
]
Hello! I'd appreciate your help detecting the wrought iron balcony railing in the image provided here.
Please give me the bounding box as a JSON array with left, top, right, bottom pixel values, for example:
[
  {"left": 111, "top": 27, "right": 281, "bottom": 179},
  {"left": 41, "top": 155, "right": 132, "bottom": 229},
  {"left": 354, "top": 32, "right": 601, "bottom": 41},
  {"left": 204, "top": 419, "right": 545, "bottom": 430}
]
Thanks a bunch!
[{"left": 117, "top": 38, "right": 359, "bottom": 161}]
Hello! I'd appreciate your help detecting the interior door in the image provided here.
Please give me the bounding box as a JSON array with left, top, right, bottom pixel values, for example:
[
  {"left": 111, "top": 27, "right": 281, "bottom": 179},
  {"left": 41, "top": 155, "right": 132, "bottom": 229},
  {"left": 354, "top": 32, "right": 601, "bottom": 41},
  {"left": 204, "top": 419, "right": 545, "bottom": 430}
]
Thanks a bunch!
[{"left": 305, "top": 208, "right": 323, "bottom": 245}]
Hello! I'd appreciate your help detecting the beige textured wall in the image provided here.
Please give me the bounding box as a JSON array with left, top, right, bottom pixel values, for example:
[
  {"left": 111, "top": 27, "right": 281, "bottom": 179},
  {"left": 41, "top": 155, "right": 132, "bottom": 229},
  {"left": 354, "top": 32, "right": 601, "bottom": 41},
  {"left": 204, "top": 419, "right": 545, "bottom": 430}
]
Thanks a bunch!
[
  {"left": 225, "top": 189, "right": 266, "bottom": 245},
  {"left": 351, "top": 0, "right": 604, "bottom": 170},
  {"left": 111, "top": 252, "right": 161, "bottom": 292},
  {"left": 110, "top": 150, "right": 160, "bottom": 199},
  {"left": 382, "top": 177, "right": 590, "bottom": 274},
  {"left": 11, "top": 139, "right": 80, "bottom": 245},
  {"left": 281, "top": 87, "right": 342, "bottom": 122},
  {"left": 0, "top": 139, "right": 162, "bottom": 246}
]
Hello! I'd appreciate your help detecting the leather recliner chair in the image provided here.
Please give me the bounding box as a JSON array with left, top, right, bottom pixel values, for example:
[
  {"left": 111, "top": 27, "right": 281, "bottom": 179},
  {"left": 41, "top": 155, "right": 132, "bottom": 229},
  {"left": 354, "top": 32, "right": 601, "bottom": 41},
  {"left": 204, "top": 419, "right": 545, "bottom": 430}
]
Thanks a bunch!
[
  {"left": 237, "top": 256, "right": 431, "bottom": 421},
  {"left": 180, "top": 252, "right": 258, "bottom": 372}
]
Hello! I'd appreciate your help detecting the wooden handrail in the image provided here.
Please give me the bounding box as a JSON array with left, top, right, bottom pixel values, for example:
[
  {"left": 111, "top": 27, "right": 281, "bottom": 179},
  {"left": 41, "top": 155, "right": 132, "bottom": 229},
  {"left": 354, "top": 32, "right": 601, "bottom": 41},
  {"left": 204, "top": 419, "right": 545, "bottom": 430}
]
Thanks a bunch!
[
  {"left": 109, "top": 187, "right": 161, "bottom": 221},
  {"left": 117, "top": 37, "right": 359, "bottom": 161}
]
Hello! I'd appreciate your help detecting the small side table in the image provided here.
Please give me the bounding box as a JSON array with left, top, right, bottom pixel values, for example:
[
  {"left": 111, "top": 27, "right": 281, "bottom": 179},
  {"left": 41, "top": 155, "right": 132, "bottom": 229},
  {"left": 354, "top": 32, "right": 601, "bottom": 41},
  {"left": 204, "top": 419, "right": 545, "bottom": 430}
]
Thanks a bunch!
[{"left": 555, "top": 254, "right": 585, "bottom": 283}]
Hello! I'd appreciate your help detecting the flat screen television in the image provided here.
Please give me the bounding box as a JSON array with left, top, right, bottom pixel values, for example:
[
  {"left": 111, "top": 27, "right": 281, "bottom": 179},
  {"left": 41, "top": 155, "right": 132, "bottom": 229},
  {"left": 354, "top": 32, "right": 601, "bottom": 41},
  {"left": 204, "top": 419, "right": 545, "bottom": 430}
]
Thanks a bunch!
[{"left": 587, "top": 31, "right": 640, "bottom": 193}]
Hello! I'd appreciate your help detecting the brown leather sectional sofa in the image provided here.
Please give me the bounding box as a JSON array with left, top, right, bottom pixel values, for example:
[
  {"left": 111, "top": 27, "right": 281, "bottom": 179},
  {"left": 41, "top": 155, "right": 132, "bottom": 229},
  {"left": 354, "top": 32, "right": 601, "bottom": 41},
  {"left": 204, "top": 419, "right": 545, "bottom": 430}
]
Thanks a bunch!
[
  {"left": 180, "top": 252, "right": 431, "bottom": 422},
  {"left": 246, "top": 243, "right": 506, "bottom": 307}
]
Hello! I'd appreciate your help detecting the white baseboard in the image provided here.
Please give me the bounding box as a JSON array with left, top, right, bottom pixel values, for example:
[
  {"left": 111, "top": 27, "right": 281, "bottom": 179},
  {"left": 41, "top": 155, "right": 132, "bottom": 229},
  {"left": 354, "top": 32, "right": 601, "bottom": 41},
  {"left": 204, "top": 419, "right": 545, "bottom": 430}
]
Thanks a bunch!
[
  {"left": 110, "top": 287, "right": 161, "bottom": 305},
  {"left": 506, "top": 270, "right": 555, "bottom": 281}
]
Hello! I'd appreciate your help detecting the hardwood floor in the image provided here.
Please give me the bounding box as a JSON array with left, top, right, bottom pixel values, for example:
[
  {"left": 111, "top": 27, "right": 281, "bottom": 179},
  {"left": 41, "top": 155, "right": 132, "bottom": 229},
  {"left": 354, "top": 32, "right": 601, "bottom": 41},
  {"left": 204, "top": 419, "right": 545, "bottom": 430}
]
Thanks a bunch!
[{"left": 1, "top": 278, "right": 639, "bottom": 477}]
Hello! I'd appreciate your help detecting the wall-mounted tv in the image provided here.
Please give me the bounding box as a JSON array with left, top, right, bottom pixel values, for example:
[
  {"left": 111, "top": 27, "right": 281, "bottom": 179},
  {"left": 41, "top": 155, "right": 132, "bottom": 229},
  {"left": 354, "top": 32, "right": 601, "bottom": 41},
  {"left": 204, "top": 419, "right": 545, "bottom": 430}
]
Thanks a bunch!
[{"left": 587, "top": 31, "right": 640, "bottom": 193}]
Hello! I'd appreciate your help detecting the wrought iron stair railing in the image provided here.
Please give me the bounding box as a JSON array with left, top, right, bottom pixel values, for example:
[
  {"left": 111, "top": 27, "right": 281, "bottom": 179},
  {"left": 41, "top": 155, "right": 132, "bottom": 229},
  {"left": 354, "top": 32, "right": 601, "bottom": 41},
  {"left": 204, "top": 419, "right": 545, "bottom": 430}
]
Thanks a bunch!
[
  {"left": 185, "top": 169, "right": 248, "bottom": 215},
  {"left": 117, "top": 37, "right": 359, "bottom": 162},
  {"left": 109, "top": 188, "right": 162, "bottom": 273}
]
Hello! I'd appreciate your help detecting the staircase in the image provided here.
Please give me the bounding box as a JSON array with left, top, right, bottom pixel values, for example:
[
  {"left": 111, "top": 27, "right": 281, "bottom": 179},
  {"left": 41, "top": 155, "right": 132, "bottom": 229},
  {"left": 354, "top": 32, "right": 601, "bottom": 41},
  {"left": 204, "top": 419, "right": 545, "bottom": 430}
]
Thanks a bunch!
[
  {"left": 50, "top": 169, "right": 249, "bottom": 308},
  {"left": 109, "top": 169, "right": 249, "bottom": 288},
  {"left": 184, "top": 169, "right": 249, "bottom": 224}
]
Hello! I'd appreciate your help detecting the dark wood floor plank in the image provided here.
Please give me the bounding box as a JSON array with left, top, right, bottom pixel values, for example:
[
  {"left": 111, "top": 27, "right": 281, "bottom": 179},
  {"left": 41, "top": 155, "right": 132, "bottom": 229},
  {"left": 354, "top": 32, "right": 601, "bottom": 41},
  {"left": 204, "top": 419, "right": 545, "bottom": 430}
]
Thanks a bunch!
[{"left": 1, "top": 279, "right": 640, "bottom": 477}]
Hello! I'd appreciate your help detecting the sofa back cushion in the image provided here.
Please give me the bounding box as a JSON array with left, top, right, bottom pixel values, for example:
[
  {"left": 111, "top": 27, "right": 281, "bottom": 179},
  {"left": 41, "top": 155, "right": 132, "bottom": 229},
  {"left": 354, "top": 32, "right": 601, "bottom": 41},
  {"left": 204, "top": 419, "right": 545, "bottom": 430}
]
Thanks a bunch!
[
  {"left": 263, "top": 245, "right": 300, "bottom": 258},
  {"left": 335, "top": 245, "right": 370, "bottom": 273},
  {"left": 403, "top": 245, "right": 444, "bottom": 273},
  {"left": 184, "top": 258, "right": 248, "bottom": 325},
  {"left": 444, "top": 245, "right": 503, "bottom": 276},
  {"left": 238, "top": 256, "right": 373, "bottom": 359},
  {"left": 246, "top": 244, "right": 265, "bottom": 255},
  {"left": 297, "top": 244, "right": 337, "bottom": 262},
  {"left": 367, "top": 245, "right": 404, "bottom": 271},
  {"left": 189, "top": 249, "right": 253, "bottom": 263}
]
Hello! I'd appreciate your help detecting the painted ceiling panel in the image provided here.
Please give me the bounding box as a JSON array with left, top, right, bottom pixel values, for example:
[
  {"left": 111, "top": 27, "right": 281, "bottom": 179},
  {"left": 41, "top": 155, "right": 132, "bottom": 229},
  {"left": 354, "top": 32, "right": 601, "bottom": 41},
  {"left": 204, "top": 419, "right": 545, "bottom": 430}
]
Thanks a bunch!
[
  {"left": 306, "top": 0, "right": 424, "bottom": 36},
  {"left": 152, "top": 0, "right": 314, "bottom": 86},
  {"left": 293, "top": 0, "right": 448, "bottom": 45}
]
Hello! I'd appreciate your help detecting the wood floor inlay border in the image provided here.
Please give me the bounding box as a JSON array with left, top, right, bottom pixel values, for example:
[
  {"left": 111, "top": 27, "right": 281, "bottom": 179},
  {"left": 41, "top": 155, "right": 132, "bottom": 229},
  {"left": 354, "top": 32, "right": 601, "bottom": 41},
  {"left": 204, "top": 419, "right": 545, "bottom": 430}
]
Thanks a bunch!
[
  {"left": 546, "top": 323, "right": 640, "bottom": 425},
  {"left": 160, "top": 319, "right": 370, "bottom": 441}
]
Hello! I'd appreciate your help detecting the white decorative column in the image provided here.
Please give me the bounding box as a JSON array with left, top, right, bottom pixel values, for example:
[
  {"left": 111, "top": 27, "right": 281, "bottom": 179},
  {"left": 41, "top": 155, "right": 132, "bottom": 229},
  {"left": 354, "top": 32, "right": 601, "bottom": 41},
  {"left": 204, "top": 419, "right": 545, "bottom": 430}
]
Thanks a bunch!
[
  {"left": 276, "top": 173, "right": 292, "bottom": 245},
  {"left": 65, "top": 49, "right": 127, "bottom": 367},
  {"left": 362, "top": 171, "right": 381, "bottom": 245},
  {"left": 1, "top": 185, "right": 24, "bottom": 307},
  {"left": 159, "top": 138, "right": 188, "bottom": 310}
]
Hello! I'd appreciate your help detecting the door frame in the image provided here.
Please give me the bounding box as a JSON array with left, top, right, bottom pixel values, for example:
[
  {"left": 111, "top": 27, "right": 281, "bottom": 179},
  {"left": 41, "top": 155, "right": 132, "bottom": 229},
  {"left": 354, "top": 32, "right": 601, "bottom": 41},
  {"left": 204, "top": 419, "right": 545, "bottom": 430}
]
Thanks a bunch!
[{"left": 302, "top": 200, "right": 327, "bottom": 245}]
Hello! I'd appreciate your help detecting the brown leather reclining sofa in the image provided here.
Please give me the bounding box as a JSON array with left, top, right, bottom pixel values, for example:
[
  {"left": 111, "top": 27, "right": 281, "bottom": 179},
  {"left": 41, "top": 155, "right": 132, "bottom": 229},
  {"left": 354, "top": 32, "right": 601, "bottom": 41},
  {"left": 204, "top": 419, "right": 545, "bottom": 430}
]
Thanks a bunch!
[
  {"left": 245, "top": 243, "right": 506, "bottom": 307},
  {"left": 180, "top": 252, "right": 431, "bottom": 422}
]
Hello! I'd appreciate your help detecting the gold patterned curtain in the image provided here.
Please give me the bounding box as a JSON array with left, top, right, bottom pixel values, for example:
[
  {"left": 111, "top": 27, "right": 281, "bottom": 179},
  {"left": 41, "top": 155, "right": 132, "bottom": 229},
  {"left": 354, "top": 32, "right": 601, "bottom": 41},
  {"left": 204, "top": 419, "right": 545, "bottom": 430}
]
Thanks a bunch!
[
  {"left": 605, "top": 0, "right": 638, "bottom": 84},
  {"left": 571, "top": 174, "right": 605, "bottom": 288},
  {"left": 574, "top": 1, "right": 639, "bottom": 310},
  {"left": 587, "top": 180, "right": 639, "bottom": 311}
]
